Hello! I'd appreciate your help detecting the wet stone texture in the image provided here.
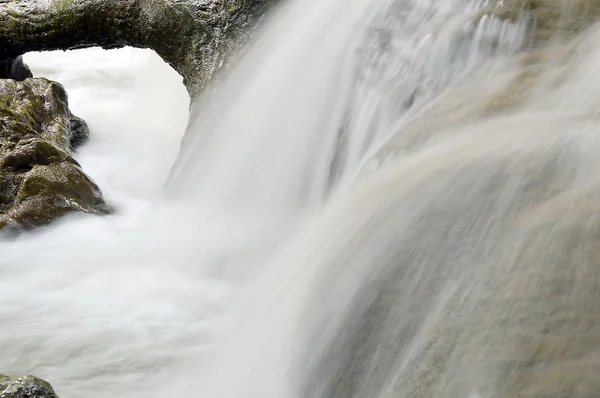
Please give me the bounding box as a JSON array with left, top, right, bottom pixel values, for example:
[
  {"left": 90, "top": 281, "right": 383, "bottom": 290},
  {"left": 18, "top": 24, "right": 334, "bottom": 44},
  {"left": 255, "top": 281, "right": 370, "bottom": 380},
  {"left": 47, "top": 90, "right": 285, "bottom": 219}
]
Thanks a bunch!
[
  {"left": 0, "top": 77, "right": 110, "bottom": 230},
  {"left": 0, "top": 375, "right": 59, "bottom": 398}
]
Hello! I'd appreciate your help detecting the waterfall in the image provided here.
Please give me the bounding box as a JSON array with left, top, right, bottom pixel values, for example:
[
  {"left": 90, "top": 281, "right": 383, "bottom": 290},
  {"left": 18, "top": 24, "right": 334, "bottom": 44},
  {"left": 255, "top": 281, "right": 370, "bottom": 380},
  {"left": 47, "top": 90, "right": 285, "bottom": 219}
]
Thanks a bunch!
[
  {"left": 3, "top": 0, "right": 600, "bottom": 397},
  {"left": 166, "top": 0, "right": 381, "bottom": 218}
]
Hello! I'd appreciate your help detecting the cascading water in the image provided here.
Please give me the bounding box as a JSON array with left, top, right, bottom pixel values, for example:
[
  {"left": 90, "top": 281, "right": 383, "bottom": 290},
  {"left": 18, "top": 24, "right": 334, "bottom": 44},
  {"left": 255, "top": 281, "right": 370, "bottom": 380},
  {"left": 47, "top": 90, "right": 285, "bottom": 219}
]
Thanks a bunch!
[
  {"left": 167, "top": 0, "right": 528, "bottom": 210},
  {"left": 166, "top": 0, "right": 379, "bottom": 217},
  {"left": 3, "top": 0, "right": 600, "bottom": 397}
]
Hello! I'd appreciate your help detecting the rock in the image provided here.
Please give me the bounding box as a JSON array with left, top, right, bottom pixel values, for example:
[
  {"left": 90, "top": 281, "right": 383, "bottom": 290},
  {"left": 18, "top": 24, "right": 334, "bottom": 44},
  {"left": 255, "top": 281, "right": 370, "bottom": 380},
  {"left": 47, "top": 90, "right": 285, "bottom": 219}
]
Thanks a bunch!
[
  {"left": 0, "top": 0, "right": 280, "bottom": 99},
  {"left": 0, "top": 375, "right": 59, "bottom": 398},
  {"left": 69, "top": 114, "right": 89, "bottom": 150},
  {"left": 0, "top": 56, "right": 33, "bottom": 81},
  {"left": 0, "top": 78, "right": 110, "bottom": 230}
]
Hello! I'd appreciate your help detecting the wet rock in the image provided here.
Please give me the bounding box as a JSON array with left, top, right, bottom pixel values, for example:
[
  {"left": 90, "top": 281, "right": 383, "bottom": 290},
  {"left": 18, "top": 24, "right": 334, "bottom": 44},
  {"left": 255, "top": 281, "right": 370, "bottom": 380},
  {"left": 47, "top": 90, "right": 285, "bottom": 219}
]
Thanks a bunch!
[
  {"left": 0, "top": 78, "right": 110, "bottom": 230},
  {"left": 69, "top": 114, "right": 89, "bottom": 150},
  {"left": 0, "top": 57, "right": 33, "bottom": 81},
  {"left": 0, "top": 375, "right": 58, "bottom": 398},
  {"left": 0, "top": 0, "right": 280, "bottom": 99}
]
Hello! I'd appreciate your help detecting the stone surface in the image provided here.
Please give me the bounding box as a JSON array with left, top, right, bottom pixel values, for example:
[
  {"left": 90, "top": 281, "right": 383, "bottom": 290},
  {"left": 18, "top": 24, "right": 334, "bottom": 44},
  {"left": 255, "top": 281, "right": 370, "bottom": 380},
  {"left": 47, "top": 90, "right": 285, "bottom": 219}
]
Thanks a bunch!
[
  {"left": 69, "top": 114, "right": 89, "bottom": 150},
  {"left": 0, "top": 375, "right": 59, "bottom": 398},
  {"left": 0, "top": 0, "right": 278, "bottom": 97},
  {"left": 0, "top": 56, "right": 33, "bottom": 81},
  {"left": 0, "top": 78, "right": 109, "bottom": 229}
]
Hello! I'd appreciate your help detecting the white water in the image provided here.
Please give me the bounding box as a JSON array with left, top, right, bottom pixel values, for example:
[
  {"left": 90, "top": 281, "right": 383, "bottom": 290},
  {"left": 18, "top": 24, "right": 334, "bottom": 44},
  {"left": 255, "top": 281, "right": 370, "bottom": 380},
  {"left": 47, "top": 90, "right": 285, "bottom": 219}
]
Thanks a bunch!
[
  {"left": 0, "top": 49, "right": 219, "bottom": 395},
  {"left": 3, "top": 0, "right": 600, "bottom": 397}
]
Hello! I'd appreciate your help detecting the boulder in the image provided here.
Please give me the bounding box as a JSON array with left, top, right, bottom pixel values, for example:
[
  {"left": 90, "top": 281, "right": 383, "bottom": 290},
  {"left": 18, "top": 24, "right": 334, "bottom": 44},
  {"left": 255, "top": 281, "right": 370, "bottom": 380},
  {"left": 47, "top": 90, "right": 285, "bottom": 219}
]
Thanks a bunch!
[
  {"left": 0, "top": 77, "right": 110, "bottom": 230},
  {"left": 0, "top": 375, "right": 59, "bottom": 398}
]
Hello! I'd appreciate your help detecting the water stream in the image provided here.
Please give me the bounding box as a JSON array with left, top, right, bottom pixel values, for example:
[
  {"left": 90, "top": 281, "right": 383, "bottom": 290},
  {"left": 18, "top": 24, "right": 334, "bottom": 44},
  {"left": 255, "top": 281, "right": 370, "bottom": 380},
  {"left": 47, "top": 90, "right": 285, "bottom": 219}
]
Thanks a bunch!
[{"left": 2, "top": 0, "right": 600, "bottom": 397}]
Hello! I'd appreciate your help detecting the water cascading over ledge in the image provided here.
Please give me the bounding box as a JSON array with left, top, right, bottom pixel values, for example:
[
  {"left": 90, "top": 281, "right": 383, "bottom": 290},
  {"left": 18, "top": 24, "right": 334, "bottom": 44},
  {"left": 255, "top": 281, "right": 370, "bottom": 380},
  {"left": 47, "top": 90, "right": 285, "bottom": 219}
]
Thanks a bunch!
[
  {"left": 4, "top": 0, "right": 600, "bottom": 397},
  {"left": 0, "top": 0, "right": 273, "bottom": 230},
  {"left": 161, "top": 1, "right": 600, "bottom": 398},
  {"left": 0, "top": 0, "right": 588, "bottom": 229},
  {"left": 165, "top": 0, "right": 531, "bottom": 211}
]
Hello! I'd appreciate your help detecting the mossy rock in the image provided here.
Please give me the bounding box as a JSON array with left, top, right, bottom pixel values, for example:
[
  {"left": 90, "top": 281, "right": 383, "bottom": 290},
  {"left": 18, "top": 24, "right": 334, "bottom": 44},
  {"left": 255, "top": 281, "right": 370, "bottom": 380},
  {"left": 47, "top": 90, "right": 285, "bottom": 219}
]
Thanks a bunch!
[
  {"left": 0, "top": 78, "right": 71, "bottom": 150},
  {"left": 0, "top": 56, "right": 33, "bottom": 81},
  {"left": 0, "top": 78, "right": 109, "bottom": 230},
  {"left": 0, "top": 375, "right": 58, "bottom": 398},
  {"left": 2, "top": 161, "right": 110, "bottom": 228}
]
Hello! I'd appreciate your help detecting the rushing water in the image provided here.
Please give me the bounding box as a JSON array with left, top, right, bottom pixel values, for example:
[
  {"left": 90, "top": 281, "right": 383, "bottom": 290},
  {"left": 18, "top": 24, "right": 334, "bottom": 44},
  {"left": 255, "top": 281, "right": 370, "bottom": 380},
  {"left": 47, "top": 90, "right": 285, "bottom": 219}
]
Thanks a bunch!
[{"left": 3, "top": 0, "right": 600, "bottom": 397}]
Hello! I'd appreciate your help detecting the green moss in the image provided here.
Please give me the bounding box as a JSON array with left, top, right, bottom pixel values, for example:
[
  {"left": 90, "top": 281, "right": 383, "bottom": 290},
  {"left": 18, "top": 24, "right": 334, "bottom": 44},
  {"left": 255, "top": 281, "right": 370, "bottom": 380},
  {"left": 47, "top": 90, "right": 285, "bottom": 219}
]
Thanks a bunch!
[
  {"left": 0, "top": 79, "right": 71, "bottom": 150},
  {"left": 6, "top": 8, "right": 19, "bottom": 18},
  {"left": 47, "top": 0, "right": 78, "bottom": 34},
  {"left": 8, "top": 161, "right": 110, "bottom": 228}
]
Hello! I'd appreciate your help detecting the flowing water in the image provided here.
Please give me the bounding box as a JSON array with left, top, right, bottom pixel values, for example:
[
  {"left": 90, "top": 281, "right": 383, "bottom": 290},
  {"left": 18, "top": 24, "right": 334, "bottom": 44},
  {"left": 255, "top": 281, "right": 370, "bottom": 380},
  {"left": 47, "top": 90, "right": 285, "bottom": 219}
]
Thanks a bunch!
[{"left": 3, "top": 0, "right": 600, "bottom": 396}]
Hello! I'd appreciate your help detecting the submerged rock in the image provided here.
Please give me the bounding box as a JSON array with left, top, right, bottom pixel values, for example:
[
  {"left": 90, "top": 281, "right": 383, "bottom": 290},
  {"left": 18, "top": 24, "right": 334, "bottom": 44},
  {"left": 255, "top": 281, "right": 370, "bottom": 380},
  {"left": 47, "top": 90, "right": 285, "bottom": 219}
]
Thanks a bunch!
[
  {"left": 0, "top": 78, "right": 110, "bottom": 230},
  {"left": 0, "top": 375, "right": 58, "bottom": 398}
]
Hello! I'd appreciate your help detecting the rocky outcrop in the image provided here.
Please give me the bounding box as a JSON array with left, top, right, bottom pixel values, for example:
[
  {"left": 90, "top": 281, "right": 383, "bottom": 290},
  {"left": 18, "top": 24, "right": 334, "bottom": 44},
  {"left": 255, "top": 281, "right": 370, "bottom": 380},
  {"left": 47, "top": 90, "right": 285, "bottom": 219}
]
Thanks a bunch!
[
  {"left": 0, "top": 375, "right": 59, "bottom": 398},
  {"left": 0, "top": 0, "right": 281, "bottom": 229},
  {"left": 0, "top": 0, "right": 277, "bottom": 97},
  {"left": 0, "top": 77, "right": 110, "bottom": 230}
]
